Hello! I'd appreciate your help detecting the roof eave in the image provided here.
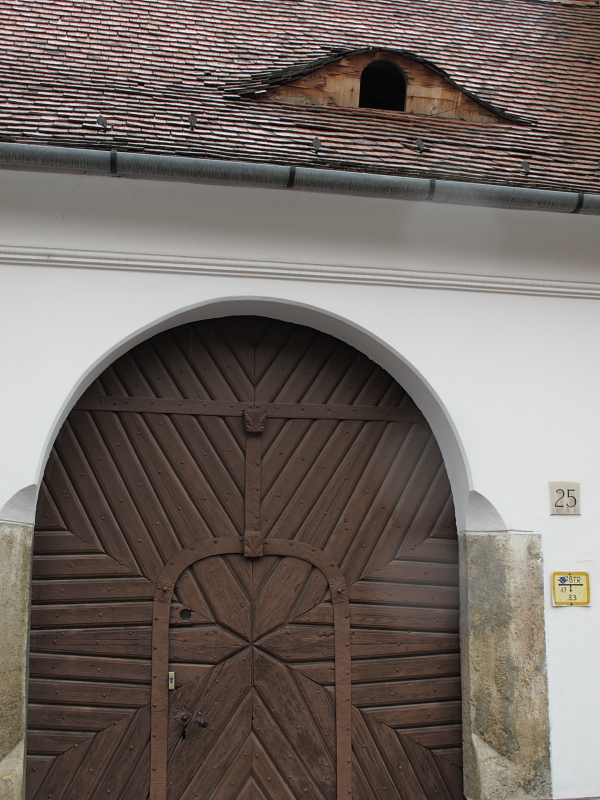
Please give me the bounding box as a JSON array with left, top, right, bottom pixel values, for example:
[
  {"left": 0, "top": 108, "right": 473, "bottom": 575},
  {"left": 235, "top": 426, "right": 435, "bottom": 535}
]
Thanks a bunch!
[{"left": 0, "top": 142, "right": 597, "bottom": 215}]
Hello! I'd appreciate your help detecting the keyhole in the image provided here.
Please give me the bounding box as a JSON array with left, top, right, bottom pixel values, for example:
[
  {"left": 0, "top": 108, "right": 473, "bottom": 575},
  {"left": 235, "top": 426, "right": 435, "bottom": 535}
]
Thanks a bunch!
[
  {"left": 181, "top": 729, "right": 186, "bottom": 740},
  {"left": 179, "top": 608, "right": 192, "bottom": 621}
]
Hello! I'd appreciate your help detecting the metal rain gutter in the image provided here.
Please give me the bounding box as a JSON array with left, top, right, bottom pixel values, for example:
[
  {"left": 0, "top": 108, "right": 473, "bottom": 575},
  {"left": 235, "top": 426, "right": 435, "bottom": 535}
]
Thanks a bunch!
[{"left": 1, "top": 142, "right": 600, "bottom": 215}]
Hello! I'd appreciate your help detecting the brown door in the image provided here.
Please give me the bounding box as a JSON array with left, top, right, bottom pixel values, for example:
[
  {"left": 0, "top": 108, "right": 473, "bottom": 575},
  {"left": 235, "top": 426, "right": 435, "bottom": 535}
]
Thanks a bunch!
[{"left": 27, "top": 317, "right": 463, "bottom": 800}]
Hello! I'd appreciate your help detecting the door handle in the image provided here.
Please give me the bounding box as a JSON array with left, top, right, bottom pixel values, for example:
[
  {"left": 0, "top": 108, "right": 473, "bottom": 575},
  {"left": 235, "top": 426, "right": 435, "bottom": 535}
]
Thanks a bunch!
[{"left": 176, "top": 710, "right": 209, "bottom": 728}]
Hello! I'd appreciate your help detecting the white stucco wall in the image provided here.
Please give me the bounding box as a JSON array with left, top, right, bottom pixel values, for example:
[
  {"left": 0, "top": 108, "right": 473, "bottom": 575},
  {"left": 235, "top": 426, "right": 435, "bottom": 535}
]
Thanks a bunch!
[{"left": 1, "top": 169, "right": 599, "bottom": 799}]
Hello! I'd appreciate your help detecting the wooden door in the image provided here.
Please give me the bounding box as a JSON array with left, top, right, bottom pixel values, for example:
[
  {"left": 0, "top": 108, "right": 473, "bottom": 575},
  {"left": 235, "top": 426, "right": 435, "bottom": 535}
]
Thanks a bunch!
[{"left": 26, "top": 317, "right": 463, "bottom": 800}]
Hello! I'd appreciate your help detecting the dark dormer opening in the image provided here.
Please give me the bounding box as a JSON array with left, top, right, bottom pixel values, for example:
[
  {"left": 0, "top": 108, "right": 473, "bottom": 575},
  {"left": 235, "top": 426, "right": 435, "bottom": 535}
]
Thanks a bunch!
[{"left": 359, "top": 60, "right": 407, "bottom": 111}]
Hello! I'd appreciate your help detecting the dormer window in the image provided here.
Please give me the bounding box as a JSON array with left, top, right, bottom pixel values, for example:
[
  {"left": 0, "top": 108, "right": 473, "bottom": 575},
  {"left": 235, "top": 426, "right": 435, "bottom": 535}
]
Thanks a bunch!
[
  {"left": 359, "top": 60, "right": 406, "bottom": 111},
  {"left": 240, "top": 50, "right": 518, "bottom": 124}
]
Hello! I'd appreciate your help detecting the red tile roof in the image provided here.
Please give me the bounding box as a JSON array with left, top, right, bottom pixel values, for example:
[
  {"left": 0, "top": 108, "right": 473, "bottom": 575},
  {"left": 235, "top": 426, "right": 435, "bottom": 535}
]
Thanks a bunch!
[{"left": 1, "top": 0, "right": 600, "bottom": 193}]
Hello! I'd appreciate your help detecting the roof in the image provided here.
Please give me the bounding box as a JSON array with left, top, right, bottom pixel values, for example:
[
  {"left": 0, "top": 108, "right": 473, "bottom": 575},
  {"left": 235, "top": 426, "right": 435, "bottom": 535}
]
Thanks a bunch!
[{"left": 1, "top": 0, "right": 600, "bottom": 193}]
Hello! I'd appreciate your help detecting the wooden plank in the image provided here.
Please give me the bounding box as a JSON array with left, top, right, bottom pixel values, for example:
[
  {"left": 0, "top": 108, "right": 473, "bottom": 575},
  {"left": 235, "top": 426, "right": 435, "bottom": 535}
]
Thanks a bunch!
[
  {"left": 33, "top": 531, "right": 100, "bottom": 554},
  {"left": 297, "top": 598, "right": 460, "bottom": 634},
  {"left": 88, "top": 706, "right": 151, "bottom": 800},
  {"left": 27, "top": 731, "right": 92, "bottom": 756},
  {"left": 433, "top": 747, "right": 463, "bottom": 771},
  {"left": 28, "top": 679, "right": 150, "bottom": 707},
  {"left": 191, "top": 556, "right": 251, "bottom": 639},
  {"left": 344, "top": 433, "right": 447, "bottom": 584},
  {"left": 191, "top": 413, "right": 246, "bottom": 483},
  {"left": 112, "top": 411, "right": 213, "bottom": 546},
  {"left": 141, "top": 413, "right": 241, "bottom": 539},
  {"left": 400, "top": 724, "right": 463, "bottom": 749},
  {"left": 255, "top": 324, "right": 332, "bottom": 404},
  {"left": 89, "top": 409, "right": 193, "bottom": 560},
  {"left": 29, "top": 654, "right": 152, "bottom": 684},
  {"left": 365, "top": 701, "right": 463, "bottom": 729},
  {"left": 31, "top": 602, "right": 154, "bottom": 628},
  {"left": 172, "top": 413, "right": 245, "bottom": 522},
  {"left": 32, "top": 553, "right": 137, "bottom": 579},
  {"left": 430, "top": 495, "right": 458, "bottom": 540},
  {"left": 349, "top": 579, "right": 459, "bottom": 608},
  {"left": 169, "top": 625, "right": 247, "bottom": 663},
  {"left": 32, "top": 600, "right": 205, "bottom": 628},
  {"left": 253, "top": 650, "right": 335, "bottom": 797},
  {"left": 293, "top": 668, "right": 336, "bottom": 761},
  {"left": 399, "top": 732, "right": 455, "bottom": 800},
  {"left": 396, "top": 466, "right": 455, "bottom": 555},
  {"left": 253, "top": 558, "right": 312, "bottom": 639},
  {"left": 35, "top": 481, "right": 67, "bottom": 531},
  {"left": 351, "top": 706, "right": 424, "bottom": 799},
  {"left": 67, "top": 409, "right": 167, "bottom": 582},
  {"left": 250, "top": 734, "right": 297, "bottom": 800},
  {"left": 31, "top": 623, "right": 241, "bottom": 661},
  {"left": 400, "top": 537, "right": 459, "bottom": 563},
  {"left": 352, "top": 676, "right": 462, "bottom": 708},
  {"left": 166, "top": 652, "right": 252, "bottom": 798},
  {"left": 176, "top": 699, "right": 252, "bottom": 799},
  {"left": 366, "top": 558, "right": 458, "bottom": 585},
  {"left": 352, "top": 653, "right": 460, "bottom": 683},
  {"left": 25, "top": 756, "right": 53, "bottom": 800},
  {"left": 28, "top": 704, "right": 135, "bottom": 731},
  {"left": 193, "top": 317, "right": 255, "bottom": 401},
  {"left": 173, "top": 319, "right": 253, "bottom": 402},
  {"left": 53, "top": 421, "right": 139, "bottom": 571},
  {"left": 252, "top": 691, "right": 331, "bottom": 800},
  {"left": 206, "top": 731, "right": 253, "bottom": 799},
  {"left": 257, "top": 624, "right": 334, "bottom": 662},
  {"left": 331, "top": 424, "right": 435, "bottom": 584},
  {"left": 351, "top": 757, "right": 379, "bottom": 800},
  {"left": 31, "top": 576, "right": 155, "bottom": 604},
  {"left": 432, "top": 750, "right": 465, "bottom": 800},
  {"left": 30, "top": 734, "right": 92, "bottom": 800},
  {"left": 62, "top": 713, "right": 134, "bottom": 800},
  {"left": 262, "top": 418, "right": 371, "bottom": 541},
  {"left": 30, "top": 627, "right": 152, "bottom": 659},
  {"left": 29, "top": 652, "right": 210, "bottom": 688},
  {"left": 350, "top": 603, "right": 459, "bottom": 633},
  {"left": 36, "top": 451, "right": 103, "bottom": 551},
  {"left": 103, "top": 351, "right": 156, "bottom": 397},
  {"left": 362, "top": 709, "right": 431, "bottom": 799},
  {"left": 352, "top": 630, "right": 460, "bottom": 659}
]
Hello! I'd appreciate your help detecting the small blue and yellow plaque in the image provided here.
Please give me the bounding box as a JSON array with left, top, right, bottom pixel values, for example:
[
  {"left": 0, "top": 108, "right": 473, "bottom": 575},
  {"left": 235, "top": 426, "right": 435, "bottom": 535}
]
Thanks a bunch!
[{"left": 552, "top": 572, "right": 590, "bottom": 606}]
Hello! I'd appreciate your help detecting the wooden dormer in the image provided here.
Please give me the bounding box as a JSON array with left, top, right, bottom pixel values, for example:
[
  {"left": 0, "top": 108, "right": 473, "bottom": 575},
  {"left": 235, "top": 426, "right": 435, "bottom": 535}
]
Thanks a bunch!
[{"left": 260, "top": 50, "right": 508, "bottom": 123}]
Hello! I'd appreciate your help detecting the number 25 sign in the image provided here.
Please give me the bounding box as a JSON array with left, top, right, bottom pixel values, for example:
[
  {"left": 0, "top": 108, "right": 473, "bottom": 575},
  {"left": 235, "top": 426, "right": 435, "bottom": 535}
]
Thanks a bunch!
[{"left": 549, "top": 482, "right": 580, "bottom": 515}]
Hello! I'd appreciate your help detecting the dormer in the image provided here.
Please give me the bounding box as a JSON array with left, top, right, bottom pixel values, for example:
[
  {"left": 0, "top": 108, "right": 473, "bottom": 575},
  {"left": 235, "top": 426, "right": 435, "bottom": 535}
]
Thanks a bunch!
[{"left": 249, "top": 50, "right": 512, "bottom": 123}]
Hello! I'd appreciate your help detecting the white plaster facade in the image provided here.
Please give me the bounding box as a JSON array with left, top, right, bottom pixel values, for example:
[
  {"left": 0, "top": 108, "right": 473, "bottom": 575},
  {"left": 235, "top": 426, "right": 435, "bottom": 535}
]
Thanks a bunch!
[{"left": 1, "top": 168, "right": 600, "bottom": 799}]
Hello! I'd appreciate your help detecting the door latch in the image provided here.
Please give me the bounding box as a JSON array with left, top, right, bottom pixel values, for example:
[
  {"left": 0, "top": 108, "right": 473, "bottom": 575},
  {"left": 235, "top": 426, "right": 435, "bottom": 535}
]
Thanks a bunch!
[{"left": 175, "top": 709, "right": 209, "bottom": 728}]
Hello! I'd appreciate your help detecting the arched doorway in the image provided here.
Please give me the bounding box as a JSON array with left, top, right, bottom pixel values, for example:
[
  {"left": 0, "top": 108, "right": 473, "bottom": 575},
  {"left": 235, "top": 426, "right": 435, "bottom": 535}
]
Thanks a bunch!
[{"left": 26, "top": 316, "right": 463, "bottom": 799}]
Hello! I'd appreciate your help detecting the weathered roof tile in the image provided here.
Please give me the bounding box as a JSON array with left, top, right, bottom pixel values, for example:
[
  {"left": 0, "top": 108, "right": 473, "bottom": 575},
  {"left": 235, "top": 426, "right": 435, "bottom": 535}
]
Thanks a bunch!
[{"left": 1, "top": 0, "right": 600, "bottom": 191}]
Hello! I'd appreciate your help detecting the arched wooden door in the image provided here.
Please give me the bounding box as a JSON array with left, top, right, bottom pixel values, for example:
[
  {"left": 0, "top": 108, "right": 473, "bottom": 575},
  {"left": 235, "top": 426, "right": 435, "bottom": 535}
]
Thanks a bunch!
[{"left": 26, "top": 317, "right": 463, "bottom": 800}]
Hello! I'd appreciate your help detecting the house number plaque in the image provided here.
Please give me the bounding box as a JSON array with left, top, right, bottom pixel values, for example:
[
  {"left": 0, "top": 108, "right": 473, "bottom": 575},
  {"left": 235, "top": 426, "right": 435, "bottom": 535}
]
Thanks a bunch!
[
  {"left": 549, "top": 482, "right": 580, "bottom": 515},
  {"left": 552, "top": 572, "right": 590, "bottom": 606}
]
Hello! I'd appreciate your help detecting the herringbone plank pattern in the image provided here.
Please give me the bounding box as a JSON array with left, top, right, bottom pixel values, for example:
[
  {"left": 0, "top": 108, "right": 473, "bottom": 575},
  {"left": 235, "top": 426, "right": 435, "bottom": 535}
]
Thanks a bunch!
[{"left": 27, "top": 317, "right": 462, "bottom": 799}]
